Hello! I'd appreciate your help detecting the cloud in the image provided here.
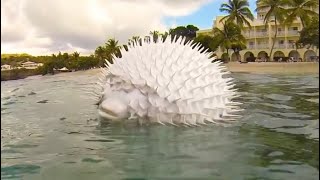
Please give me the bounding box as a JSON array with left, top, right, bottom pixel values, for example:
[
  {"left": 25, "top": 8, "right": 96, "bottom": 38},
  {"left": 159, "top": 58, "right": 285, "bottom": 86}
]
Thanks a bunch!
[{"left": 1, "top": 0, "right": 212, "bottom": 55}]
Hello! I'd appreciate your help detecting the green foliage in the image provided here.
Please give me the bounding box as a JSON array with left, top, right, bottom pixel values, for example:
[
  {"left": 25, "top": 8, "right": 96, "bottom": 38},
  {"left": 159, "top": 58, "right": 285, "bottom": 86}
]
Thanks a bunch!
[
  {"left": 169, "top": 25, "right": 199, "bottom": 41},
  {"left": 193, "top": 34, "right": 221, "bottom": 53},
  {"left": 285, "top": 0, "right": 319, "bottom": 27},
  {"left": 212, "top": 22, "right": 246, "bottom": 61},
  {"left": 219, "top": 0, "right": 254, "bottom": 28},
  {"left": 297, "top": 17, "right": 319, "bottom": 48},
  {"left": 94, "top": 38, "right": 122, "bottom": 66}
]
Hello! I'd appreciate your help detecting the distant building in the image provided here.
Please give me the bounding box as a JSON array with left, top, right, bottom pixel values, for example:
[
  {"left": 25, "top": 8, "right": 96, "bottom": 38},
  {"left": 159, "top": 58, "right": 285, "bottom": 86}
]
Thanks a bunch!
[
  {"left": 20, "top": 61, "right": 43, "bottom": 69},
  {"left": 1, "top": 64, "right": 12, "bottom": 71},
  {"left": 196, "top": 4, "right": 319, "bottom": 62},
  {"left": 58, "top": 67, "right": 71, "bottom": 72}
]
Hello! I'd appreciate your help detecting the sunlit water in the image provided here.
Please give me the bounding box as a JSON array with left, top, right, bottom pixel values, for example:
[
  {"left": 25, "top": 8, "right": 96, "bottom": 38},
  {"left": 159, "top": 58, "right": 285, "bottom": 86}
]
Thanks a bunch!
[{"left": 1, "top": 70, "right": 319, "bottom": 179}]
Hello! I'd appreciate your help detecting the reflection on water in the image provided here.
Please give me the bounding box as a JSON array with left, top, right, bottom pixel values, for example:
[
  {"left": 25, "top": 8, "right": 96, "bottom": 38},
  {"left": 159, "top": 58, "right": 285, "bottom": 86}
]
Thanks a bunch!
[{"left": 1, "top": 71, "right": 319, "bottom": 179}]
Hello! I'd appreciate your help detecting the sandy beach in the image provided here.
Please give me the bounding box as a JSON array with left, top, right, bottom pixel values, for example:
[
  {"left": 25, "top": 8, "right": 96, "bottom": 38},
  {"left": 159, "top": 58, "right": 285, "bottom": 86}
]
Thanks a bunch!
[
  {"left": 84, "top": 62, "right": 318, "bottom": 75},
  {"left": 226, "top": 62, "right": 319, "bottom": 74}
]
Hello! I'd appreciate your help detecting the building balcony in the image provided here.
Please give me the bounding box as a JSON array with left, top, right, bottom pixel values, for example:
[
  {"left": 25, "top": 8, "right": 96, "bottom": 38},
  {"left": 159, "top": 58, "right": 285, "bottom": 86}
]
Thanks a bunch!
[
  {"left": 287, "top": 30, "right": 299, "bottom": 36},
  {"left": 243, "top": 33, "right": 254, "bottom": 38},
  {"left": 274, "top": 44, "right": 286, "bottom": 49},
  {"left": 287, "top": 43, "right": 296, "bottom": 49},
  {"left": 271, "top": 31, "right": 285, "bottom": 36},
  {"left": 247, "top": 45, "right": 255, "bottom": 49},
  {"left": 255, "top": 32, "right": 268, "bottom": 37},
  {"left": 256, "top": 44, "right": 269, "bottom": 49}
]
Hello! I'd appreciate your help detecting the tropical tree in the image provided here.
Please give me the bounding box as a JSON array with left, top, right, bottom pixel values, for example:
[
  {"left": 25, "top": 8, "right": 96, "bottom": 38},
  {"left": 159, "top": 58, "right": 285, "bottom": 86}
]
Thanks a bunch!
[
  {"left": 285, "top": 0, "right": 319, "bottom": 27},
  {"left": 105, "top": 38, "right": 122, "bottom": 63},
  {"left": 161, "top": 31, "right": 169, "bottom": 41},
  {"left": 73, "top": 51, "right": 80, "bottom": 59},
  {"left": 297, "top": 16, "right": 319, "bottom": 48},
  {"left": 169, "top": 25, "right": 199, "bottom": 41},
  {"left": 130, "top": 36, "right": 142, "bottom": 46},
  {"left": 219, "top": 0, "right": 254, "bottom": 28},
  {"left": 256, "top": 0, "right": 288, "bottom": 60},
  {"left": 94, "top": 46, "right": 106, "bottom": 67},
  {"left": 212, "top": 22, "right": 246, "bottom": 61},
  {"left": 193, "top": 34, "right": 220, "bottom": 53},
  {"left": 150, "top": 30, "right": 160, "bottom": 42}
]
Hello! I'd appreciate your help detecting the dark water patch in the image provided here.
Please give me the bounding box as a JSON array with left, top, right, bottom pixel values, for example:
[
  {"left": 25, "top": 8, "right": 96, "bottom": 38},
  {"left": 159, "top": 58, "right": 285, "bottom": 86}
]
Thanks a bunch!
[
  {"left": 82, "top": 158, "right": 104, "bottom": 163},
  {"left": 84, "top": 139, "right": 115, "bottom": 142},
  {"left": 168, "top": 154, "right": 197, "bottom": 160},
  {"left": 1, "top": 107, "right": 8, "bottom": 111},
  {"left": 66, "top": 131, "right": 83, "bottom": 134},
  {"left": 3, "top": 156, "right": 27, "bottom": 160},
  {"left": 4, "top": 144, "right": 38, "bottom": 149},
  {"left": 11, "top": 88, "right": 19, "bottom": 92},
  {"left": 1, "top": 149, "right": 23, "bottom": 154},
  {"left": 60, "top": 117, "right": 66, "bottom": 120},
  {"left": 28, "top": 92, "right": 36, "bottom": 95},
  {"left": 64, "top": 161, "right": 77, "bottom": 164},
  {"left": 1, "top": 164, "right": 41, "bottom": 179},
  {"left": 17, "top": 95, "right": 25, "bottom": 98},
  {"left": 2, "top": 97, "right": 11, "bottom": 100},
  {"left": 37, "top": 100, "right": 48, "bottom": 104},
  {"left": 268, "top": 169, "right": 294, "bottom": 174},
  {"left": 2, "top": 101, "right": 16, "bottom": 106}
]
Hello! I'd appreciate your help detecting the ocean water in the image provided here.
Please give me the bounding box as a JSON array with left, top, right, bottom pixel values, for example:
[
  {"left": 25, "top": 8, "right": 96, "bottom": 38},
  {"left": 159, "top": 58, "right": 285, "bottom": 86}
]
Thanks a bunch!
[{"left": 1, "top": 70, "right": 319, "bottom": 179}]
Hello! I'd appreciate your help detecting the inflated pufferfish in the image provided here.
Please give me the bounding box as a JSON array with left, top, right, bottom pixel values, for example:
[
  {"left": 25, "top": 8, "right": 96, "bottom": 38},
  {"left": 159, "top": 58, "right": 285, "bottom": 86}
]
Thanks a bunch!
[{"left": 93, "top": 36, "right": 242, "bottom": 126}]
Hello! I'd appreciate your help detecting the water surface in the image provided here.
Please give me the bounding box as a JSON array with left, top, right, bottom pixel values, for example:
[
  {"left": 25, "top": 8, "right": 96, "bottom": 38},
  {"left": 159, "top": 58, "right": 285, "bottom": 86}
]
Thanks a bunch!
[{"left": 1, "top": 70, "right": 319, "bottom": 179}]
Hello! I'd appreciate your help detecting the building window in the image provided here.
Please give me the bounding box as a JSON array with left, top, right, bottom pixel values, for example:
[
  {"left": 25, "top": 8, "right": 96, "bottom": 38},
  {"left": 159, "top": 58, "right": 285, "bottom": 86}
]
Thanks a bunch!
[
  {"left": 259, "top": 14, "right": 264, "bottom": 20},
  {"left": 292, "top": 27, "right": 298, "bottom": 31},
  {"left": 279, "top": 40, "right": 284, "bottom": 44},
  {"left": 249, "top": 42, "right": 254, "bottom": 45}
]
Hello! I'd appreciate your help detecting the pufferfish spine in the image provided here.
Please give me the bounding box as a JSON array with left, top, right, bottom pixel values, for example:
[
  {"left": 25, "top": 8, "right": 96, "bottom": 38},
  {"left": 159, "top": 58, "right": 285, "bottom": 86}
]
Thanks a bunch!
[{"left": 94, "top": 35, "right": 242, "bottom": 126}]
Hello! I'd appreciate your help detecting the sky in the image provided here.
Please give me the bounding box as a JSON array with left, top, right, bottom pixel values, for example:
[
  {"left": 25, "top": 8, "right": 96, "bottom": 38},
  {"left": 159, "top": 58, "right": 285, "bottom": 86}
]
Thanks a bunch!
[{"left": 1, "top": 0, "right": 257, "bottom": 56}]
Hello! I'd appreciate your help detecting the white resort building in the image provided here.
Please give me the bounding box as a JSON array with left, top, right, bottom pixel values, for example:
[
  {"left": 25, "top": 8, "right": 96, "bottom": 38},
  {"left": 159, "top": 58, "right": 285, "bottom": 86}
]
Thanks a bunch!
[
  {"left": 196, "top": 6, "right": 319, "bottom": 62},
  {"left": 20, "top": 61, "right": 44, "bottom": 69},
  {"left": 1, "top": 64, "right": 12, "bottom": 71}
]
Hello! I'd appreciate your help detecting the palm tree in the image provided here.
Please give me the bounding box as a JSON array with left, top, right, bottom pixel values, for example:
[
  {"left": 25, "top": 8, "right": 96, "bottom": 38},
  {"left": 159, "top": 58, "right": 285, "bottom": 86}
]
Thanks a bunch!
[
  {"left": 213, "top": 22, "right": 246, "bottom": 61},
  {"left": 105, "top": 38, "right": 122, "bottom": 63},
  {"left": 256, "top": 0, "right": 288, "bottom": 60},
  {"left": 94, "top": 46, "right": 105, "bottom": 66},
  {"left": 219, "top": 0, "right": 254, "bottom": 28},
  {"left": 285, "top": 0, "right": 319, "bottom": 27},
  {"left": 73, "top": 51, "right": 80, "bottom": 59},
  {"left": 130, "top": 36, "right": 142, "bottom": 46},
  {"left": 150, "top": 30, "right": 160, "bottom": 42},
  {"left": 161, "top": 31, "right": 169, "bottom": 41}
]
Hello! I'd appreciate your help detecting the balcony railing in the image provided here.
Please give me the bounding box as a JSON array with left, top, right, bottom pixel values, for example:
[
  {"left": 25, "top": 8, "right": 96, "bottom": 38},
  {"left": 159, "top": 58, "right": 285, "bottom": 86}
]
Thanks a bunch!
[
  {"left": 274, "top": 44, "right": 286, "bottom": 49},
  {"left": 287, "top": 30, "right": 299, "bottom": 36},
  {"left": 255, "top": 32, "right": 268, "bottom": 37},
  {"left": 256, "top": 44, "right": 269, "bottom": 49},
  {"left": 272, "top": 31, "right": 285, "bottom": 36},
  {"left": 248, "top": 45, "right": 255, "bottom": 49}
]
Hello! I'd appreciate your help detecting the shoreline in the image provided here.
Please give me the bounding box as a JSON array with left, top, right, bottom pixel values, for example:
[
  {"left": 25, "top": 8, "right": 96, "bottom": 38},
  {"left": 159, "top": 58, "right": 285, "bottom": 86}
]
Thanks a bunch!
[
  {"left": 84, "top": 62, "right": 319, "bottom": 75},
  {"left": 225, "top": 62, "right": 319, "bottom": 74},
  {"left": 1, "top": 62, "right": 318, "bottom": 81}
]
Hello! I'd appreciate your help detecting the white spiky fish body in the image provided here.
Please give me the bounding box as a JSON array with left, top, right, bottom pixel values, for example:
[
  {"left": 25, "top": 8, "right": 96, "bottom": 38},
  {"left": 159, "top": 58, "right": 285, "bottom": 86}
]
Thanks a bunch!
[{"left": 94, "top": 36, "right": 242, "bottom": 126}]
